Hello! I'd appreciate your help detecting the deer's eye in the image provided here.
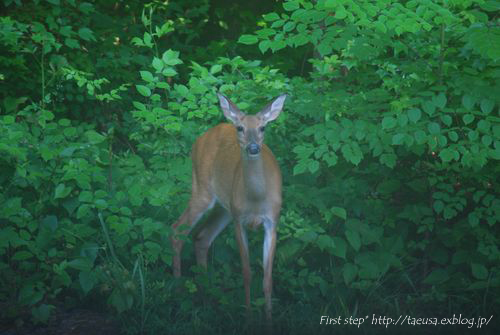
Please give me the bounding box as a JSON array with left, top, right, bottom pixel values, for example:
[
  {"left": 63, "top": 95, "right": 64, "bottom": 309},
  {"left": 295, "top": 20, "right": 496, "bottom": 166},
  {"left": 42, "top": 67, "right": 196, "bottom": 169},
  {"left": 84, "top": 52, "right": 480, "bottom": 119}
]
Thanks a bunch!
[
  {"left": 236, "top": 126, "right": 244, "bottom": 132},
  {"left": 259, "top": 126, "right": 266, "bottom": 132}
]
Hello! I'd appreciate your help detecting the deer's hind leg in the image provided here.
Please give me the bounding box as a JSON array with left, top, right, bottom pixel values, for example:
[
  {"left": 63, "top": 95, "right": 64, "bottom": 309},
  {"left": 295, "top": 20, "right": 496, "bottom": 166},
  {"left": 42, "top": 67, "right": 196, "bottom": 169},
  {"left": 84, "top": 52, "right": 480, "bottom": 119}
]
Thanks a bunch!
[
  {"left": 171, "top": 191, "right": 215, "bottom": 277},
  {"left": 193, "top": 203, "right": 231, "bottom": 268}
]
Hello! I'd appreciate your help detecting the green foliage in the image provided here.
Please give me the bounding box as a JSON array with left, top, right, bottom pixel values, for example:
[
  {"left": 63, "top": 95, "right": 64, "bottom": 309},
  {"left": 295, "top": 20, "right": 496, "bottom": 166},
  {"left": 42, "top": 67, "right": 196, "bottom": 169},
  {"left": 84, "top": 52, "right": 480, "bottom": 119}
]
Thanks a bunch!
[
  {"left": 1, "top": 0, "right": 499, "bottom": 334},
  {"left": 241, "top": 0, "right": 499, "bottom": 316}
]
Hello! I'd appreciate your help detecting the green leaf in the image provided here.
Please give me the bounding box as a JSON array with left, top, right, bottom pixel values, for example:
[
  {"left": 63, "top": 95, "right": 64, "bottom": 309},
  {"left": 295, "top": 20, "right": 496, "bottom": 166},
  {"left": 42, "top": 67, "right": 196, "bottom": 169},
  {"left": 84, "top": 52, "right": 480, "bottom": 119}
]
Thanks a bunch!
[
  {"left": 136, "top": 85, "right": 151, "bottom": 97},
  {"left": 162, "top": 68, "right": 177, "bottom": 77},
  {"left": 330, "top": 206, "right": 347, "bottom": 220},
  {"left": 448, "top": 131, "right": 459, "bottom": 142},
  {"left": 414, "top": 130, "right": 427, "bottom": 144},
  {"left": 152, "top": 57, "right": 163, "bottom": 71},
  {"left": 79, "top": 271, "right": 97, "bottom": 294},
  {"left": 324, "top": 0, "right": 339, "bottom": 9},
  {"left": 422, "top": 101, "right": 435, "bottom": 115},
  {"left": 162, "top": 49, "right": 182, "bottom": 65},
  {"left": 78, "top": 191, "right": 93, "bottom": 203},
  {"left": 345, "top": 230, "right": 361, "bottom": 251},
  {"left": 317, "top": 42, "right": 332, "bottom": 56},
  {"left": 270, "top": 40, "right": 287, "bottom": 52},
  {"left": 468, "top": 212, "right": 480, "bottom": 227},
  {"left": 65, "top": 38, "right": 79, "bottom": 49},
  {"left": 440, "top": 115, "right": 452, "bottom": 127},
  {"left": 317, "top": 235, "right": 334, "bottom": 251},
  {"left": 293, "top": 162, "right": 307, "bottom": 175},
  {"left": 32, "top": 304, "right": 54, "bottom": 323},
  {"left": 468, "top": 130, "right": 478, "bottom": 141},
  {"left": 438, "top": 135, "right": 448, "bottom": 147},
  {"left": 471, "top": 263, "right": 488, "bottom": 280},
  {"left": 63, "top": 127, "right": 77, "bottom": 137},
  {"left": 331, "top": 237, "right": 347, "bottom": 259},
  {"left": 78, "top": 27, "right": 96, "bottom": 41},
  {"left": 343, "top": 263, "right": 358, "bottom": 284},
  {"left": 374, "top": 21, "right": 387, "bottom": 33},
  {"left": 433, "top": 200, "right": 444, "bottom": 213},
  {"left": 258, "top": 40, "right": 271, "bottom": 53},
  {"left": 263, "top": 12, "right": 280, "bottom": 21},
  {"left": 324, "top": 152, "right": 338, "bottom": 166},
  {"left": 55, "top": 184, "right": 72, "bottom": 199},
  {"left": 3, "top": 115, "right": 15, "bottom": 124},
  {"left": 462, "top": 95, "right": 475, "bottom": 110},
  {"left": 335, "top": 6, "right": 348, "bottom": 19},
  {"left": 131, "top": 37, "right": 144, "bottom": 46},
  {"left": 382, "top": 116, "right": 396, "bottom": 129},
  {"left": 210, "top": 64, "right": 222, "bottom": 74},
  {"left": 433, "top": 93, "right": 447, "bottom": 109},
  {"left": 109, "top": 288, "right": 133, "bottom": 313},
  {"left": 85, "top": 130, "right": 105, "bottom": 143},
  {"left": 341, "top": 143, "right": 362, "bottom": 165},
  {"left": 172, "top": 85, "right": 187, "bottom": 98},
  {"left": 76, "top": 204, "right": 91, "bottom": 219},
  {"left": 392, "top": 133, "right": 405, "bottom": 145},
  {"left": 283, "top": 1, "right": 299, "bottom": 11},
  {"left": 482, "top": 135, "right": 492, "bottom": 146},
  {"left": 283, "top": 22, "right": 296, "bottom": 32},
  {"left": 41, "top": 110, "right": 54, "bottom": 120},
  {"left": 380, "top": 153, "right": 396, "bottom": 168},
  {"left": 19, "top": 284, "right": 43, "bottom": 306},
  {"left": 428, "top": 122, "right": 441, "bottom": 134},
  {"left": 133, "top": 101, "right": 146, "bottom": 111},
  {"left": 59, "top": 25, "right": 73, "bottom": 37},
  {"left": 271, "top": 20, "right": 285, "bottom": 29},
  {"left": 463, "top": 114, "right": 474, "bottom": 125},
  {"left": 94, "top": 199, "right": 108, "bottom": 210},
  {"left": 480, "top": 1, "right": 500, "bottom": 11},
  {"left": 120, "top": 207, "right": 132, "bottom": 216},
  {"left": 443, "top": 206, "right": 457, "bottom": 220},
  {"left": 68, "top": 258, "right": 92, "bottom": 271},
  {"left": 79, "top": 2, "right": 94, "bottom": 14},
  {"left": 407, "top": 108, "right": 421, "bottom": 123},
  {"left": 293, "top": 33, "right": 308, "bottom": 47},
  {"left": 63, "top": 197, "right": 79, "bottom": 215},
  {"left": 140, "top": 71, "right": 154, "bottom": 82},
  {"left": 480, "top": 99, "right": 494, "bottom": 114},
  {"left": 439, "top": 149, "right": 456, "bottom": 163},
  {"left": 238, "top": 35, "right": 258, "bottom": 45},
  {"left": 466, "top": 26, "right": 500, "bottom": 60},
  {"left": 308, "top": 160, "right": 319, "bottom": 174},
  {"left": 13, "top": 250, "right": 33, "bottom": 261},
  {"left": 423, "top": 268, "right": 449, "bottom": 284},
  {"left": 477, "top": 120, "right": 490, "bottom": 132}
]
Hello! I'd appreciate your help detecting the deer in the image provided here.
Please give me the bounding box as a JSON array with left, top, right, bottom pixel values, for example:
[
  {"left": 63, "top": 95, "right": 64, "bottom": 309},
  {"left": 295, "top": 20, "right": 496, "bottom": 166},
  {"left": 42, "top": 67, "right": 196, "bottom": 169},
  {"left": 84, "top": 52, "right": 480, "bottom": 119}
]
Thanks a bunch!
[{"left": 170, "top": 92, "right": 287, "bottom": 322}]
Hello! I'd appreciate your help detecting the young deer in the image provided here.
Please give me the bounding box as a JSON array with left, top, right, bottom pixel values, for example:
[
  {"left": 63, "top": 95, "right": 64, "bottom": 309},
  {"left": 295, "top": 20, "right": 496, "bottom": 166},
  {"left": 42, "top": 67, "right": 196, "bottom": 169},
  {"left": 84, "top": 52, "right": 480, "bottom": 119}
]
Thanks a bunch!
[{"left": 170, "top": 93, "right": 287, "bottom": 321}]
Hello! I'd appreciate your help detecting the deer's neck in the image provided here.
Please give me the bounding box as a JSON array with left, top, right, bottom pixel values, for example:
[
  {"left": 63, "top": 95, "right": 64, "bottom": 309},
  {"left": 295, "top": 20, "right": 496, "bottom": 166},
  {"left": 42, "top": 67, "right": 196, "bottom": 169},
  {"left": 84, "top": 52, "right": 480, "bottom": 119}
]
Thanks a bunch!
[{"left": 242, "top": 154, "right": 267, "bottom": 200}]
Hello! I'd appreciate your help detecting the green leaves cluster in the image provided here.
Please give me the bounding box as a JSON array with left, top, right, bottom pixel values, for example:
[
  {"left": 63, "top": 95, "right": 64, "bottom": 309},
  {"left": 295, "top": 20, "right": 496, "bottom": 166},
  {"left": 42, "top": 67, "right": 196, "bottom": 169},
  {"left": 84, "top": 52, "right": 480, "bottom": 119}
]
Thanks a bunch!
[
  {"left": 241, "top": 0, "right": 500, "bottom": 61},
  {"left": 237, "top": 0, "right": 500, "bottom": 313}
]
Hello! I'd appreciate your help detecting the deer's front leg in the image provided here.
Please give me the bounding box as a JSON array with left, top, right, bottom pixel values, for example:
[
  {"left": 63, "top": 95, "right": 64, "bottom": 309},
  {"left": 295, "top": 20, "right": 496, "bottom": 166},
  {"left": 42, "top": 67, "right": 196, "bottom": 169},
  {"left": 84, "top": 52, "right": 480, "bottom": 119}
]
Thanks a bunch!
[
  {"left": 234, "top": 221, "right": 251, "bottom": 312},
  {"left": 263, "top": 220, "right": 277, "bottom": 322}
]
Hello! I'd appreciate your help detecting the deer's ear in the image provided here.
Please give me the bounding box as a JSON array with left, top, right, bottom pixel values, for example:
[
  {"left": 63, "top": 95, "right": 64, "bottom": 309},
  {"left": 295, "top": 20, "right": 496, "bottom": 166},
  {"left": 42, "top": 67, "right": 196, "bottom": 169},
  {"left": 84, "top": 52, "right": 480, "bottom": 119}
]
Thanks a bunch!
[
  {"left": 217, "top": 93, "right": 244, "bottom": 124},
  {"left": 258, "top": 94, "right": 287, "bottom": 124}
]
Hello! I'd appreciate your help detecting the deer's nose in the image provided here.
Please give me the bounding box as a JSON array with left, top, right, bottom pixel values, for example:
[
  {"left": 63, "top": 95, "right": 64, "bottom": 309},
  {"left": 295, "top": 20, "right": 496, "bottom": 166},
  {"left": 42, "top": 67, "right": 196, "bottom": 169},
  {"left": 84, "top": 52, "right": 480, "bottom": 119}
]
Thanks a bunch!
[{"left": 247, "top": 142, "right": 260, "bottom": 155}]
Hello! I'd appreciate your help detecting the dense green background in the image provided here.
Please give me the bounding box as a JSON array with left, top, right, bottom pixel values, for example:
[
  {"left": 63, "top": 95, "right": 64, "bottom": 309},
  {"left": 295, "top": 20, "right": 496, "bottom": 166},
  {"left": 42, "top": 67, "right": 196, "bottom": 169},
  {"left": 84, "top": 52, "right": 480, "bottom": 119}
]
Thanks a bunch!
[{"left": 1, "top": 0, "right": 499, "bottom": 334}]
